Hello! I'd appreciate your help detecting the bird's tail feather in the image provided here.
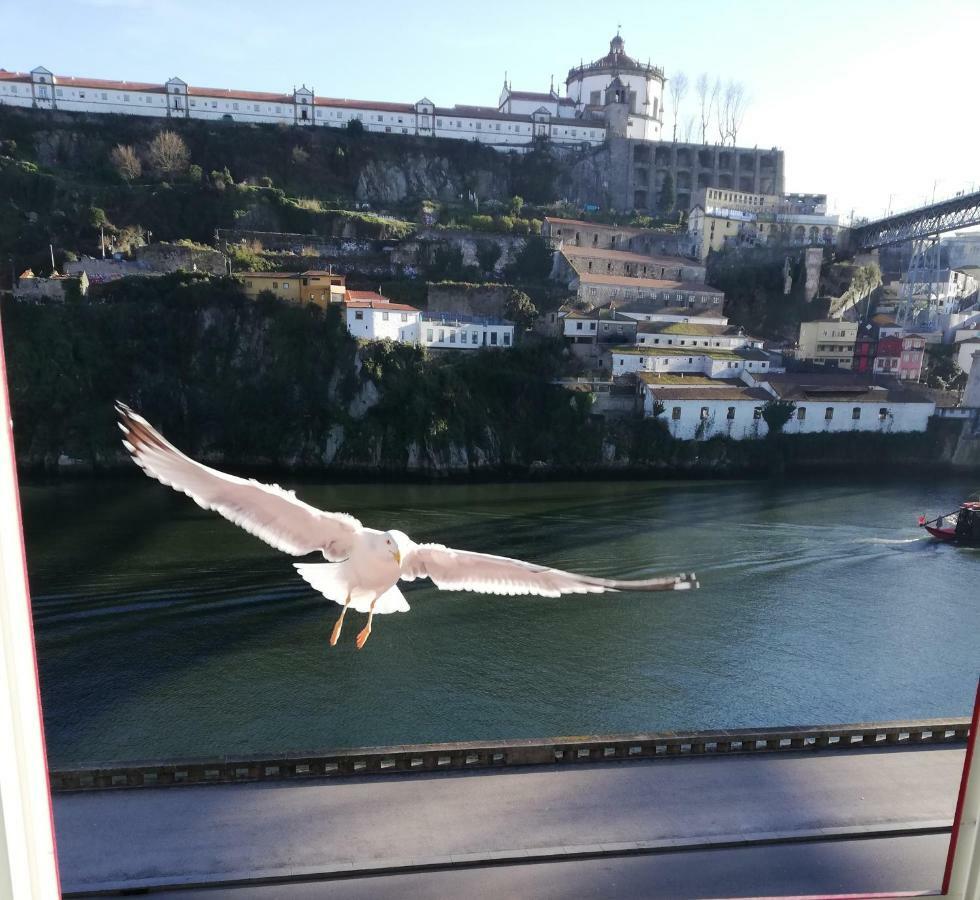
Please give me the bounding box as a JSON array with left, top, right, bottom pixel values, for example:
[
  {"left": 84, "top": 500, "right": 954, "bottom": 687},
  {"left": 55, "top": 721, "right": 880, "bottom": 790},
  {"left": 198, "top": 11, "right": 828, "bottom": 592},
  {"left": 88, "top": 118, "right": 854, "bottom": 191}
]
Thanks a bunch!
[{"left": 294, "top": 563, "right": 409, "bottom": 614}]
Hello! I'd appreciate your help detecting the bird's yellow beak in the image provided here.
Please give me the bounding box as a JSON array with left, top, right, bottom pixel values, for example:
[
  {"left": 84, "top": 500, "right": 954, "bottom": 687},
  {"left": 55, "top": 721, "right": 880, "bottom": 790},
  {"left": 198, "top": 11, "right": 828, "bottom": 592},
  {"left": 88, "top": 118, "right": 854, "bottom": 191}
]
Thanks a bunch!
[{"left": 393, "top": 550, "right": 401, "bottom": 565}]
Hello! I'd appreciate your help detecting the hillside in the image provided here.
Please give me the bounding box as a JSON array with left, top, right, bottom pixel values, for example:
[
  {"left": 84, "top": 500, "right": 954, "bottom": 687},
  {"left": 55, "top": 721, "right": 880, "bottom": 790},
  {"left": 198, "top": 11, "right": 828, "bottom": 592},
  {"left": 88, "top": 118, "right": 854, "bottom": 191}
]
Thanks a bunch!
[
  {"left": 1, "top": 277, "right": 959, "bottom": 476},
  {"left": 0, "top": 107, "right": 577, "bottom": 277}
]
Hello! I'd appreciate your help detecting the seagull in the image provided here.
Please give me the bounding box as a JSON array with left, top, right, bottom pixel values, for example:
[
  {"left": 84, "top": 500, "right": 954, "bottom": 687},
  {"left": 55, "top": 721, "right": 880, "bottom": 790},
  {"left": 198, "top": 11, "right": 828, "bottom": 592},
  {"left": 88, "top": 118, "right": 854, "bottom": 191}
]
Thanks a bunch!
[{"left": 116, "top": 403, "right": 698, "bottom": 649}]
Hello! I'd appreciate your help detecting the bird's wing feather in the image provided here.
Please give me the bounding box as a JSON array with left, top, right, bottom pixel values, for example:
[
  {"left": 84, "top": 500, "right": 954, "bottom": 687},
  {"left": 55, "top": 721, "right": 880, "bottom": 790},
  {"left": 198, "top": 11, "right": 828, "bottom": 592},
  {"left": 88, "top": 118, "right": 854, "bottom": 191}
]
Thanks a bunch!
[
  {"left": 400, "top": 543, "right": 697, "bottom": 597},
  {"left": 116, "top": 403, "right": 360, "bottom": 559}
]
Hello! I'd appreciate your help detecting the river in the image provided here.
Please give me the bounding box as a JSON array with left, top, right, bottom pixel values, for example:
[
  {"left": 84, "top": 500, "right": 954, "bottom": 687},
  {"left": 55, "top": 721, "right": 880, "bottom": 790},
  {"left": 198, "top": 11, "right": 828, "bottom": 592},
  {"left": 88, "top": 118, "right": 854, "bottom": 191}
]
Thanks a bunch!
[{"left": 20, "top": 475, "right": 979, "bottom": 768}]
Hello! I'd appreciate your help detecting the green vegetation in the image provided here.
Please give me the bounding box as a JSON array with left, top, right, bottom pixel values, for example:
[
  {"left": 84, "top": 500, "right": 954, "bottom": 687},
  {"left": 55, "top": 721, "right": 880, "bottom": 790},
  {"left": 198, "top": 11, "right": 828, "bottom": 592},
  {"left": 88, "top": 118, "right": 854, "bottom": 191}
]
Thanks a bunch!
[
  {"left": 760, "top": 400, "right": 796, "bottom": 435},
  {"left": 657, "top": 172, "right": 676, "bottom": 218},
  {"left": 707, "top": 249, "right": 811, "bottom": 340},
  {"left": 924, "top": 344, "right": 968, "bottom": 391}
]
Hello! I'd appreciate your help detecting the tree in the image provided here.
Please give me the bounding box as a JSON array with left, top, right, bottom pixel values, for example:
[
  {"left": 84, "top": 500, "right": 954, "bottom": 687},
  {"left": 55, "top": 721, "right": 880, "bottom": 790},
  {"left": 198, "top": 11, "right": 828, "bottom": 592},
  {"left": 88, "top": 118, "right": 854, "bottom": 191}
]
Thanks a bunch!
[
  {"left": 658, "top": 172, "right": 676, "bottom": 218},
  {"left": 346, "top": 118, "right": 364, "bottom": 135},
  {"left": 291, "top": 146, "right": 310, "bottom": 166},
  {"left": 667, "top": 71, "right": 689, "bottom": 143},
  {"left": 508, "top": 236, "right": 553, "bottom": 282},
  {"left": 717, "top": 80, "right": 749, "bottom": 146},
  {"left": 761, "top": 400, "right": 796, "bottom": 435},
  {"left": 88, "top": 207, "right": 108, "bottom": 229},
  {"left": 696, "top": 73, "right": 711, "bottom": 144},
  {"left": 681, "top": 115, "right": 696, "bottom": 144},
  {"left": 476, "top": 240, "right": 503, "bottom": 275},
  {"left": 507, "top": 195, "right": 525, "bottom": 217},
  {"left": 710, "top": 77, "right": 724, "bottom": 144},
  {"left": 504, "top": 289, "right": 538, "bottom": 329},
  {"left": 147, "top": 130, "right": 190, "bottom": 177},
  {"left": 110, "top": 143, "right": 142, "bottom": 181},
  {"left": 726, "top": 82, "right": 749, "bottom": 146}
]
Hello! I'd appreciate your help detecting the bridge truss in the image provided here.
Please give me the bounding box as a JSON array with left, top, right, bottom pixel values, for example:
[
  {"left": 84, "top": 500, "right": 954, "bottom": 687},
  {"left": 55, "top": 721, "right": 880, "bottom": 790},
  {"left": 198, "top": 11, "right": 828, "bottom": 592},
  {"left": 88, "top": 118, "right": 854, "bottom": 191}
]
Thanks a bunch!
[{"left": 850, "top": 189, "right": 980, "bottom": 252}]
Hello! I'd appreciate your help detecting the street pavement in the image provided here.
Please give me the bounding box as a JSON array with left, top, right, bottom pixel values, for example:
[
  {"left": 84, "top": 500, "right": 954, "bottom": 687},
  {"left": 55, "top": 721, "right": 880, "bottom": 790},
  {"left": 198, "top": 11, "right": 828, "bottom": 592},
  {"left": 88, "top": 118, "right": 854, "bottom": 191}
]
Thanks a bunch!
[{"left": 54, "top": 746, "right": 963, "bottom": 896}]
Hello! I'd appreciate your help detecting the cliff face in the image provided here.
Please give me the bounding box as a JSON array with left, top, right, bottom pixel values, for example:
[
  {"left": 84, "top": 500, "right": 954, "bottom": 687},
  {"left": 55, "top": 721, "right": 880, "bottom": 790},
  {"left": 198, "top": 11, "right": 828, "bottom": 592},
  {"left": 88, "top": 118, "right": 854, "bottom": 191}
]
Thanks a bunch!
[{"left": 353, "top": 154, "right": 509, "bottom": 205}]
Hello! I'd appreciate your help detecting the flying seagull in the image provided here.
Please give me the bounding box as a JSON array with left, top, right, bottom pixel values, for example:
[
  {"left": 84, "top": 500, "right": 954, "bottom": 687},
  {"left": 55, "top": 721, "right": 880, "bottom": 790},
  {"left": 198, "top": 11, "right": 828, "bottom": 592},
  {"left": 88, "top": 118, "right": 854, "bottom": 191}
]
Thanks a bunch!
[{"left": 116, "top": 403, "right": 698, "bottom": 649}]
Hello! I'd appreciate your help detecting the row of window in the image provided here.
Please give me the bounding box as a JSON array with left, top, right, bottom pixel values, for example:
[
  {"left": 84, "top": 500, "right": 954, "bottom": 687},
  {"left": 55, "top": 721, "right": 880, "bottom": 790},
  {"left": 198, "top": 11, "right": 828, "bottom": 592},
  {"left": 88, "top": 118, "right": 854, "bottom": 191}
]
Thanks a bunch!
[
  {"left": 2, "top": 85, "right": 602, "bottom": 138},
  {"left": 352, "top": 310, "right": 412, "bottom": 323},
  {"left": 671, "top": 405, "right": 892, "bottom": 422},
  {"left": 425, "top": 328, "right": 510, "bottom": 346},
  {"left": 585, "top": 287, "right": 721, "bottom": 305}
]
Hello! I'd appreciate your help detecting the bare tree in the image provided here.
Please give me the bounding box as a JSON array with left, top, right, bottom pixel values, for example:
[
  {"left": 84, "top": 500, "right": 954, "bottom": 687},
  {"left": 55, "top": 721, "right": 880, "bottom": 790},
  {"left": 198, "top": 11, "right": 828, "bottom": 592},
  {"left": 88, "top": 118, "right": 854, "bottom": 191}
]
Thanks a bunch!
[
  {"left": 681, "top": 114, "right": 696, "bottom": 143},
  {"left": 110, "top": 143, "right": 142, "bottom": 181},
  {"left": 727, "top": 82, "right": 749, "bottom": 146},
  {"left": 147, "top": 130, "right": 190, "bottom": 177},
  {"left": 667, "top": 71, "right": 689, "bottom": 143},
  {"left": 711, "top": 77, "right": 724, "bottom": 144},
  {"left": 695, "top": 73, "right": 710, "bottom": 144}
]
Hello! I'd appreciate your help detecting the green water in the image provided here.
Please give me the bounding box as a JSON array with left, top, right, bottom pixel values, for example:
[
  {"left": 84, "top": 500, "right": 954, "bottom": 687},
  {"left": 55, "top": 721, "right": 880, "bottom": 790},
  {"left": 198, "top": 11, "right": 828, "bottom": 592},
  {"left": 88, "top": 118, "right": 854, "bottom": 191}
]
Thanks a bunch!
[{"left": 21, "top": 476, "right": 979, "bottom": 768}]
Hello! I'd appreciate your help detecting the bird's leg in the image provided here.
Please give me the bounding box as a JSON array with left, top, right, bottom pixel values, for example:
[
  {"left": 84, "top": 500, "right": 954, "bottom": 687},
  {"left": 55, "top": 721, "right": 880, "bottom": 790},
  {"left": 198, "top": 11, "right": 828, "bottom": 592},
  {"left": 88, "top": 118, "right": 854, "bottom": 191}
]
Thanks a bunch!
[
  {"left": 329, "top": 594, "right": 351, "bottom": 647},
  {"left": 355, "top": 598, "right": 378, "bottom": 650}
]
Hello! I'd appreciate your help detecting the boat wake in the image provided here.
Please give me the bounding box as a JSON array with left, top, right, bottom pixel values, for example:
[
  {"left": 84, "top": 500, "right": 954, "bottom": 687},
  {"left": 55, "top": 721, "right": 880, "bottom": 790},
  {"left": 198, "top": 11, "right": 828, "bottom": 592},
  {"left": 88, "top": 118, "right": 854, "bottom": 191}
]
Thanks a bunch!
[{"left": 856, "top": 537, "right": 924, "bottom": 545}]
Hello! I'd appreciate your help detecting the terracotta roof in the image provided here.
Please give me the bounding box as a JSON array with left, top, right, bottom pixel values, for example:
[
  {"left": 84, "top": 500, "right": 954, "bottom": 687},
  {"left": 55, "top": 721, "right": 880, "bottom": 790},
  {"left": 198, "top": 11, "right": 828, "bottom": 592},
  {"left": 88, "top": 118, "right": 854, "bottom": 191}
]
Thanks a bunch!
[
  {"left": 53, "top": 74, "right": 166, "bottom": 93},
  {"left": 544, "top": 216, "right": 650, "bottom": 235},
  {"left": 505, "top": 90, "right": 575, "bottom": 106},
  {"left": 344, "top": 290, "right": 419, "bottom": 312},
  {"left": 577, "top": 272, "right": 723, "bottom": 293},
  {"left": 315, "top": 97, "right": 415, "bottom": 112},
  {"left": 0, "top": 71, "right": 29, "bottom": 83},
  {"left": 755, "top": 374, "right": 935, "bottom": 404},
  {"left": 188, "top": 85, "right": 293, "bottom": 103}
]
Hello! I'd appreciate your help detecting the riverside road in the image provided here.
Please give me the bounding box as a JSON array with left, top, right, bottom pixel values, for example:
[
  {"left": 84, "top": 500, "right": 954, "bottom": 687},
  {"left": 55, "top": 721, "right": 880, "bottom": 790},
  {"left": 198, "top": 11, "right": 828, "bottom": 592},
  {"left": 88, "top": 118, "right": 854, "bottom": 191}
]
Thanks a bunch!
[{"left": 55, "top": 744, "right": 964, "bottom": 897}]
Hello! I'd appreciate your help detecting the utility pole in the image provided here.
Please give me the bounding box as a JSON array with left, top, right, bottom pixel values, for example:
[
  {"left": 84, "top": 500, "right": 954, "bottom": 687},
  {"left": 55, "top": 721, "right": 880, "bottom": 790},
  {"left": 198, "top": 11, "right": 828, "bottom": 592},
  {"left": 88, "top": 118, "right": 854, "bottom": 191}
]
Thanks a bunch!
[
  {"left": 100, "top": 225, "right": 106, "bottom": 259},
  {"left": 49, "top": 243, "right": 55, "bottom": 274}
]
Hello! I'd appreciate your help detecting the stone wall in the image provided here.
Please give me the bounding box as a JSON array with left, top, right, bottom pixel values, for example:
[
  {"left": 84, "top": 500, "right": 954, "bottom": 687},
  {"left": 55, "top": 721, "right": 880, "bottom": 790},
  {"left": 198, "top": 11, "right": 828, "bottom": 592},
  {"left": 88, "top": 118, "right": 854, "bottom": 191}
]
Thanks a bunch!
[
  {"left": 65, "top": 243, "right": 228, "bottom": 281},
  {"left": 622, "top": 138, "right": 785, "bottom": 214},
  {"left": 426, "top": 283, "right": 514, "bottom": 318},
  {"left": 396, "top": 229, "right": 527, "bottom": 275}
]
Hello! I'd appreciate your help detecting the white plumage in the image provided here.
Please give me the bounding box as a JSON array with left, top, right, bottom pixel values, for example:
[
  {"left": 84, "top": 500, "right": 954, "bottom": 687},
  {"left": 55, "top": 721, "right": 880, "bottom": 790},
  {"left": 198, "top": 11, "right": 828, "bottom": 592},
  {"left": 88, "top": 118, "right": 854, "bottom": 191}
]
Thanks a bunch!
[{"left": 116, "top": 403, "right": 698, "bottom": 648}]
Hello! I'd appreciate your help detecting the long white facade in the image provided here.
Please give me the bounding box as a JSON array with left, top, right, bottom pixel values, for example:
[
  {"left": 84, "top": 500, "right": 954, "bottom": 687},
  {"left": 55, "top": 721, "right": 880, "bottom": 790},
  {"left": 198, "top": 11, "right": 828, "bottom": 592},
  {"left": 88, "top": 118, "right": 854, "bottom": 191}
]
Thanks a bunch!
[
  {"left": 0, "top": 35, "right": 676, "bottom": 151},
  {"left": 0, "top": 67, "right": 605, "bottom": 151}
]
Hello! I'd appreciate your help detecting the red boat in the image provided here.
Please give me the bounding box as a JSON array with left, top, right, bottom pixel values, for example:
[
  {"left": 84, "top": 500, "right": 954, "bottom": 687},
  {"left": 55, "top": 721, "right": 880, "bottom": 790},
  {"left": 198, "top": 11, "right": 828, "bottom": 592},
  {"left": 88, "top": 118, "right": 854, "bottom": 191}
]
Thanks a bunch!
[{"left": 919, "top": 499, "right": 980, "bottom": 545}]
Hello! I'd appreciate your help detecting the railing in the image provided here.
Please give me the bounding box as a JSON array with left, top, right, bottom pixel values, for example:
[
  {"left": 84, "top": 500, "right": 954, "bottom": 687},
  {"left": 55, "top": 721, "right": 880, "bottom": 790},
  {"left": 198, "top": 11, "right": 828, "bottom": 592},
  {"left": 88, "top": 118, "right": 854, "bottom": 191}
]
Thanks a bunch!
[{"left": 49, "top": 717, "right": 970, "bottom": 793}]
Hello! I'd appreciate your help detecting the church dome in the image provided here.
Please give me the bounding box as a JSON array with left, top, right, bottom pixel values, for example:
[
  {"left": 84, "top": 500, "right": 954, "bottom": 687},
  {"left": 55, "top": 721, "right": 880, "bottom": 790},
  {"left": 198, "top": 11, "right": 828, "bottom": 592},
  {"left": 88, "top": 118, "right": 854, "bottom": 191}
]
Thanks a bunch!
[{"left": 566, "top": 33, "right": 663, "bottom": 84}]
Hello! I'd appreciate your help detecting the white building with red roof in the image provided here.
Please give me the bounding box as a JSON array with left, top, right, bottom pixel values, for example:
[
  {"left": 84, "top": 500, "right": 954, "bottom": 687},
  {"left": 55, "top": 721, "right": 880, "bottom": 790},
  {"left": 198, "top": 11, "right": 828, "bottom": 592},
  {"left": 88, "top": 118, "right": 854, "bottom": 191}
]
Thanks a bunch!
[
  {"left": 0, "top": 34, "right": 678, "bottom": 151},
  {"left": 342, "top": 291, "right": 421, "bottom": 343}
]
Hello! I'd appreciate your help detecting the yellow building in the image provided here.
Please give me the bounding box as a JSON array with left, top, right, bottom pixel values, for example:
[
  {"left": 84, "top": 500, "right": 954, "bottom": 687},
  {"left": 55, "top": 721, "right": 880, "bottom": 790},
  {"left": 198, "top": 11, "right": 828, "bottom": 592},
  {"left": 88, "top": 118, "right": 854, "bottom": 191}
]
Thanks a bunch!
[
  {"left": 237, "top": 270, "right": 346, "bottom": 308},
  {"left": 797, "top": 320, "right": 858, "bottom": 369},
  {"left": 688, "top": 188, "right": 840, "bottom": 261}
]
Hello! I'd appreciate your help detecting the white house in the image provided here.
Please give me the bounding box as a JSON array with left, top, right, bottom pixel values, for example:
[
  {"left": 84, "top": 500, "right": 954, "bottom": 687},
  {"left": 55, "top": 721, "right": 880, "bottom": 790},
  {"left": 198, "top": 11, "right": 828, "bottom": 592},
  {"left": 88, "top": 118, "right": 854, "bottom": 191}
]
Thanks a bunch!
[
  {"left": 635, "top": 321, "right": 763, "bottom": 351},
  {"left": 343, "top": 291, "right": 420, "bottom": 343},
  {"left": 956, "top": 337, "right": 980, "bottom": 374},
  {"left": 420, "top": 313, "right": 514, "bottom": 350},
  {"left": 641, "top": 378, "right": 775, "bottom": 440},
  {"left": 640, "top": 371, "right": 938, "bottom": 440},
  {"left": 615, "top": 301, "right": 729, "bottom": 328},
  {"left": 612, "top": 345, "right": 777, "bottom": 380},
  {"left": 0, "top": 67, "right": 606, "bottom": 152},
  {"left": 745, "top": 373, "right": 937, "bottom": 435}
]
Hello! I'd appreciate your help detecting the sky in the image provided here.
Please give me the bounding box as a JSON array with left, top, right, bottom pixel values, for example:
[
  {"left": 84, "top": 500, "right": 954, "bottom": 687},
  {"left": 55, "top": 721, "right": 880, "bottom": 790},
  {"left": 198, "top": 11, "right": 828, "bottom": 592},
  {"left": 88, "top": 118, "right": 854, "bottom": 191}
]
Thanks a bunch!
[{"left": 2, "top": 0, "right": 978, "bottom": 219}]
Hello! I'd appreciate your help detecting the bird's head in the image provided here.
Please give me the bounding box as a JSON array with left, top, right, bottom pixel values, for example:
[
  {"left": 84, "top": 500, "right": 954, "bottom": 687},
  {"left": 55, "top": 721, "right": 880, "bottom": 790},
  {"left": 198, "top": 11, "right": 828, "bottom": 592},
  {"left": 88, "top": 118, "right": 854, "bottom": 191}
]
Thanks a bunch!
[{"left": 384, "top": 529, "right": 412, "bottom": 566}]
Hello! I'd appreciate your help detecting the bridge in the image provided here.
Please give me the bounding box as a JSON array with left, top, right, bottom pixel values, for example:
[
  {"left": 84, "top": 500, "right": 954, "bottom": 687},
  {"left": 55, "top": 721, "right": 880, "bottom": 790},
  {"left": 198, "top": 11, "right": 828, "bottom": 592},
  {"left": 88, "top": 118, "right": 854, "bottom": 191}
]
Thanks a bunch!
[
  {"left": 847, "top": 189, "right": 980, "bottom": 253},
  {"left": 51, "top": 717, "right": 970, "bottom": 898}
]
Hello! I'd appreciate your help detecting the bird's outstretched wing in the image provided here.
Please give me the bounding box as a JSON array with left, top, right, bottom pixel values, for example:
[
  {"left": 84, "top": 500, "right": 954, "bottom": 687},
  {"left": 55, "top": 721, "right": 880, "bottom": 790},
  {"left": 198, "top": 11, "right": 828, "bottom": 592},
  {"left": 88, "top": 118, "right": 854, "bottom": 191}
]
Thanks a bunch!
[
  {"left": 400, "top": 544, "right": 697, "bottom": 597},
  {"left": 116, "top": 403, "right": 360, "bottom": 559}
]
